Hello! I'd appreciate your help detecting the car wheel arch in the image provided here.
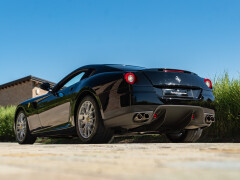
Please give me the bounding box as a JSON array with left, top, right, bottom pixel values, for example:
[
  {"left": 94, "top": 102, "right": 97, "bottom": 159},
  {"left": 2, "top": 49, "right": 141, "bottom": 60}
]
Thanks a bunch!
[{"left": 74, "top": 89, "right": 104, "bottom": 125}]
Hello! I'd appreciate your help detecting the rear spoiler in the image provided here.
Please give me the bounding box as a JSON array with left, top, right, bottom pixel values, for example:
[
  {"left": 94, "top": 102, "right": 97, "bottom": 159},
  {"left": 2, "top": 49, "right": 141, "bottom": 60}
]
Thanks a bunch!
[{"left": 143, "top": 68, "right": 196, "bottom": 75}]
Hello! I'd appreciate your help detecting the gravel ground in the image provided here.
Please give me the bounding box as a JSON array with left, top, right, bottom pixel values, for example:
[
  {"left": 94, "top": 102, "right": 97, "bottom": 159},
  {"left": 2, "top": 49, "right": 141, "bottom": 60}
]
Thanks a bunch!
[{"left": 0, "top": 143, "right": 240, "bottom": 180}]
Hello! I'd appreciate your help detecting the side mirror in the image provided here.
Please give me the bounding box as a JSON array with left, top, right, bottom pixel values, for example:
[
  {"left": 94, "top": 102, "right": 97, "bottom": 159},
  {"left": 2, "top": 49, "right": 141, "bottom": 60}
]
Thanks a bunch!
[{"left": 40, "top": 82, "right": 51, "bottom": 92}]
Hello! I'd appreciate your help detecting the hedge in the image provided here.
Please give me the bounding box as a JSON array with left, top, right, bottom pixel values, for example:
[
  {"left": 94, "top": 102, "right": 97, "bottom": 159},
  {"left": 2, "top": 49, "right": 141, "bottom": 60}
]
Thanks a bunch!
[{"left": 0, "top": 106, "right": 16, "bottom": 141}]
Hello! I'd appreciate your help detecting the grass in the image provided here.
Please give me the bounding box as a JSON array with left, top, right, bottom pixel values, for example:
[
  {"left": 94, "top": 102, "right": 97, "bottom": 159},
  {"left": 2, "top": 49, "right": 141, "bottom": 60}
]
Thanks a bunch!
[
  {"left": 201, "top": 73, "right": 240, "bottom": 141},
  {"left": 0, "top": 106, "right": 16, "bottom": 141}
]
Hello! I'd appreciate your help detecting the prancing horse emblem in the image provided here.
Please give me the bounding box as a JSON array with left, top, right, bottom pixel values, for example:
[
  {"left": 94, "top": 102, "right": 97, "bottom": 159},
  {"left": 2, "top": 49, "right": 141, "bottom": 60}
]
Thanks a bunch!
[{"left": 175, "top": 76, "right": 181, "bottom": 83}]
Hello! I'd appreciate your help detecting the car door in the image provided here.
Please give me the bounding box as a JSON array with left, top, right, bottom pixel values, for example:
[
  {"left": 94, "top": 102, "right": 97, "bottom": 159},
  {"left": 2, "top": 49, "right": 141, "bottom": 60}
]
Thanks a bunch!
[{"left": 37, "top": 72, "right": 85, "bottom": 130}]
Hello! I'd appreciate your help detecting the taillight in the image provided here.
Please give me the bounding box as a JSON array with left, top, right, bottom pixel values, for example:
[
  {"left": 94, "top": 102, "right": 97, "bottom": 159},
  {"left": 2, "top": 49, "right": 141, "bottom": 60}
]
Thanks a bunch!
[
  {"left": 163, "top": 69, "right": 184, "bottom": 73},
  {"left": 124, "top": 73, "right": 136, "bottom": 84},
  {"left": 204, "top": 79, "right": 212, "bottom": 89}
]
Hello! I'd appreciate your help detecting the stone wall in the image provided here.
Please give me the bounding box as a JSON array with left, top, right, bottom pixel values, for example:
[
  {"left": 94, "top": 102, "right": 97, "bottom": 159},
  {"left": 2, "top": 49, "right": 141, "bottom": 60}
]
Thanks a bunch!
[
  {"left": 0, "top": 80, "right": 47, "bottom": 106},
  {"left": 0, "top": 80, "right": 32, "bottom": 106}
]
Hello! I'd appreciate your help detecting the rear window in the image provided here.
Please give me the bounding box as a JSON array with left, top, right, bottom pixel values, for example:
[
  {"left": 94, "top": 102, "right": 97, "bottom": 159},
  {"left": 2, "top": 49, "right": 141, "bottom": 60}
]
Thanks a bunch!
[{"left": 106, "top": 64, "right": 145, "bottom": 71}]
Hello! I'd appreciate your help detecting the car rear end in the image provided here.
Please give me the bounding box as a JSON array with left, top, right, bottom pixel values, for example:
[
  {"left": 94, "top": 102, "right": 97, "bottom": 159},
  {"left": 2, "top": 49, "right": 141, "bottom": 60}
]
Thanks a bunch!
[
  {"left": 102, "top": 65, "right": 214, "bottom": 133},
  {"left": 128, "top": 68, "right": 215, "bottom": 131},
  {"left": 107, "top": 67, "right": 214, "bottom": 131}
]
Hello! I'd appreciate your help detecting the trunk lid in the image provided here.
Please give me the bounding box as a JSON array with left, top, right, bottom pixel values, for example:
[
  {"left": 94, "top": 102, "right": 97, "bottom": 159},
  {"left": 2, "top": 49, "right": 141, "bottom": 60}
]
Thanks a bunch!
[
  {"left": 142, "top": 69, "right": 211, "bottom": 99},
  {"left": 143, "top": 68, "right": 208, "bottom": 89}
]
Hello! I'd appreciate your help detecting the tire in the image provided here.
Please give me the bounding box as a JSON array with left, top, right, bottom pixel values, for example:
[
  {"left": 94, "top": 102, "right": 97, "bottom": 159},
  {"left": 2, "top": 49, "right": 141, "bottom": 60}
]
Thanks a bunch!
[
  {"left": 15, "top": 111, "right": 37, "bottom": 144},
  {"left": 76, "top": 96, "right": 113, "bottom": 143},
  {"left": 166, "top": 128, "right": 203, "bottom": 143}
]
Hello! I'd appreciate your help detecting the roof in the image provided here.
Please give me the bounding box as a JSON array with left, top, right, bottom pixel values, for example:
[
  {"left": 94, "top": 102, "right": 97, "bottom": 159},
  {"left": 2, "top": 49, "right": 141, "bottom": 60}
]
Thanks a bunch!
[
  {"left": 104, "top": 64, "right": 145, "bottom": 70},
  {"left": 78, "top": 64, "right": 146, "bottom": 73},
  {"left": 0, "top": 75, "right": 56, "bottom": 90}
]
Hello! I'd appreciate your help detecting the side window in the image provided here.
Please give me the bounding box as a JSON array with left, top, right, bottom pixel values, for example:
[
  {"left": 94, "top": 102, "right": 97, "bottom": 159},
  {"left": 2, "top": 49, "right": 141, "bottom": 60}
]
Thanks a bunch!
[{"left": 62, "top": 72, "right": 85, "bottom": 89}]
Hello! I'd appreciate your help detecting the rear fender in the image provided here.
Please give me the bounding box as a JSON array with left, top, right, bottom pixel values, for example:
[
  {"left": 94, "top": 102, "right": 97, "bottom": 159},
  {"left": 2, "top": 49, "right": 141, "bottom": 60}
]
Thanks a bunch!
[{"left": 73, "top": 88, "right": 105, "bottom": 123}]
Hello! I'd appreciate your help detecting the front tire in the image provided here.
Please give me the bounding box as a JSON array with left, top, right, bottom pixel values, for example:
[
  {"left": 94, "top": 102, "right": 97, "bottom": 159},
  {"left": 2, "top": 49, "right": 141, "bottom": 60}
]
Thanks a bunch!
[
  {"left": 76, "top": 96, "right": 113, "bottom": 143},
  {"left": 15, "top": 111, "right": 36, "bottom": 144},
  {"left": 166, "top": 128, "right": 203, "bottom": 143}
]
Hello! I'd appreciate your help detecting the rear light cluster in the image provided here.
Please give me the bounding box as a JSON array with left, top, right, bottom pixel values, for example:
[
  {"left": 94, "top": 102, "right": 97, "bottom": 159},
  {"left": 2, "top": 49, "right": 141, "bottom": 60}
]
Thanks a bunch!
[
  {"left": 124, "top": 72, "right": 136, "bottom": 84},
  {"left": 204, "top": 79, "right": 212, "bottom": 89},
  {"left": 163, "top": 69, "right": 184, "bottom": 73}
]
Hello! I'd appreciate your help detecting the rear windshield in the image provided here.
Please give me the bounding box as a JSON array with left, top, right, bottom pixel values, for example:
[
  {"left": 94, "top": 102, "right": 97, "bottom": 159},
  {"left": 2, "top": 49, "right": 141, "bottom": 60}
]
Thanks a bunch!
[{"left": 106, "top": 64, "right": 145, "bottom": 71}]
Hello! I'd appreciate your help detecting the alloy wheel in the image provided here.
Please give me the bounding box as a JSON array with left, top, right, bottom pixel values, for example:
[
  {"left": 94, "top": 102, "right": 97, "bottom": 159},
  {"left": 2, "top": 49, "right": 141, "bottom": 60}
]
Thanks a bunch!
[
  {"left": 16, "top": 113, "right": 27, "bottom": 142},
  {"left": 78, "top": 101, "right": 96, "bottom": 139}
]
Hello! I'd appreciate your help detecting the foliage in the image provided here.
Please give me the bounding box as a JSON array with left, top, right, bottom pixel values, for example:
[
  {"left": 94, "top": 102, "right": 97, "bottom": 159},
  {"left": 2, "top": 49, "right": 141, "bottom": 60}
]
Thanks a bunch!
[
  {"left": 0, "top": 106, "right": 16, "bottom": 141},
  {"left": 203, "top": 73, "right": 240, "bottom": 140}
]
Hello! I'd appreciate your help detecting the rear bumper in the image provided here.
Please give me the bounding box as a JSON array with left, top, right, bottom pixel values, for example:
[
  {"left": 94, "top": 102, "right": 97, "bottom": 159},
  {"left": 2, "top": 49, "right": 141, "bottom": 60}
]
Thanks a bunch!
[{"left": 104, "top": 105, "right": 215, "bottom": 131}]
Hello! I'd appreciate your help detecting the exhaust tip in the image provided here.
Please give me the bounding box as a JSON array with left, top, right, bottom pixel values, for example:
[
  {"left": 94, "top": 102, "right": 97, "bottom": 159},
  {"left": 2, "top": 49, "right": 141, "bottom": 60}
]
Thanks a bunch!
[
  {"left": 137, "top": 113, "right": 143, "bottom": 120},
  {"left": 210, "top": 116, "right": 215, "bottom": 122},
  {"left": 144, "top": 113, "right": 149, "bottom": 119},
  {"left": 205, "top": 114, "right": 215, "bottom": 124},
  {"left": 133, "top": 112, "right": 150, "bottom": 122}
]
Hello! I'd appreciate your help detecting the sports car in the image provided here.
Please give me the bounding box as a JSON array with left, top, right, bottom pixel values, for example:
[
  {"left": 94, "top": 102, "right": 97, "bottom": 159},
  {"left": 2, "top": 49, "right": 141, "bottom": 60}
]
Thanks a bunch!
[{"left": 14, "top": 64, "right": 215, "bottom": 144}]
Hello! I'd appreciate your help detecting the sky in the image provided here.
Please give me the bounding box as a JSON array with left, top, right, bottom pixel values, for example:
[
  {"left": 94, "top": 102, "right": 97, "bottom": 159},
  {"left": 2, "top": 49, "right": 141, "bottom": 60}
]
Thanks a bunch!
[{"left": 0, "top": 0, "right": 240, "bottom": 84}]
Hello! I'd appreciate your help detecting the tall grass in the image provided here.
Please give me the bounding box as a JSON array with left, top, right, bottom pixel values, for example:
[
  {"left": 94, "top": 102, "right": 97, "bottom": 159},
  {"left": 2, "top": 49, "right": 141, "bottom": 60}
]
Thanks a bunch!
[
  {"left": 0, "top": 106, "right": 16, "bottom": 141},
  {"left": 205, "top": 73, "right": 240, "bottom": 140}
]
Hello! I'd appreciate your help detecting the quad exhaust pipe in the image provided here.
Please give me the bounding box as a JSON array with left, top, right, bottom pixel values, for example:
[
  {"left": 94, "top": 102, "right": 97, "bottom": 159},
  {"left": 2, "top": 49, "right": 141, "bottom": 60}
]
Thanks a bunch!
[
  {"left": 133, "top": 112, "right": 215, "bottom": 124},
  {"left": 133, "top": 113, "right": 150, "bottom": 122},
  {"left": 205, "top": 114, "right": 215, "bottom": 124}
]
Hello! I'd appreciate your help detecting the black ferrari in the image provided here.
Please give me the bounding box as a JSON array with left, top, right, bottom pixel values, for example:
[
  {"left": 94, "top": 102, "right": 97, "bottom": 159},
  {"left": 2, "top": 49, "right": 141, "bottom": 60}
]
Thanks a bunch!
[{"left": 14, "top": 64, "right": 215, "bottom": 144}]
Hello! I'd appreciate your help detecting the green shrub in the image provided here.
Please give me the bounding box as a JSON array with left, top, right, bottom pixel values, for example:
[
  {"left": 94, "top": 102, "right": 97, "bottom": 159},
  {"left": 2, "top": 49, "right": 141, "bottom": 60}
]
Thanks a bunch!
[
  {"left": 0, "top": 106, "right": 16, "bottom": 141},
  {"left": 204, "top": 73, "right": 240, "bottom": 140}
]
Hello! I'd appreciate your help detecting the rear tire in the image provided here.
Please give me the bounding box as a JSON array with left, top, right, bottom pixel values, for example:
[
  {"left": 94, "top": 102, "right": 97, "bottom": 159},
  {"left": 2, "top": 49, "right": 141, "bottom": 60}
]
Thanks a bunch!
[
  {"left": 15, "top": 111, "right": 37, "bottom": 144},
  {"left": 166, "top": 128, "right": 202, "bottom": 143},
  {"left": 76, "top": 96, "right": 113, "bottom": 143}
]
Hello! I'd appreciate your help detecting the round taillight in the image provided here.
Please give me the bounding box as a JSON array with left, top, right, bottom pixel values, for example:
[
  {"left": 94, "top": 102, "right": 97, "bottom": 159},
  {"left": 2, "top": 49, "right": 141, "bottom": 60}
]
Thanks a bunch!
[
  {"left": 204, "top": 79, "right": 212, "bottom": 89},
  {"left": 124, "top": 73, "right": 136, "bottom": 84}
]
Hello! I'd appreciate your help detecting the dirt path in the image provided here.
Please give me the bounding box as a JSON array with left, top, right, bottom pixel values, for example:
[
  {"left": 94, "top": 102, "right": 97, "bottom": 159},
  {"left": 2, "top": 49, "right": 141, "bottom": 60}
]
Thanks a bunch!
[{"left": 0, "top": 143, "right": 240, "bottom": 180}]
